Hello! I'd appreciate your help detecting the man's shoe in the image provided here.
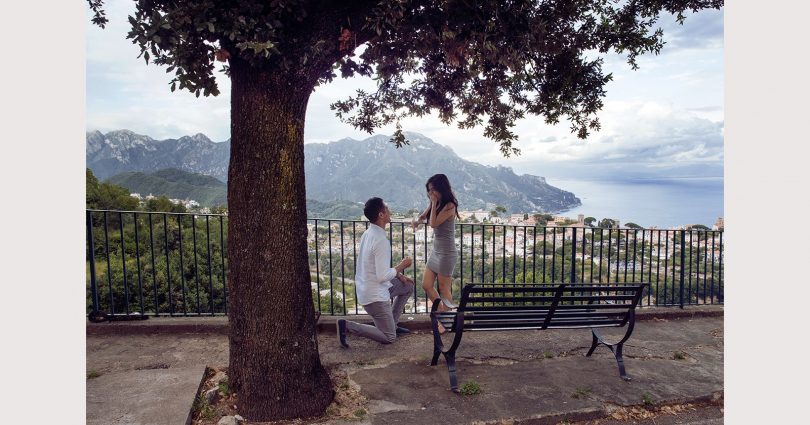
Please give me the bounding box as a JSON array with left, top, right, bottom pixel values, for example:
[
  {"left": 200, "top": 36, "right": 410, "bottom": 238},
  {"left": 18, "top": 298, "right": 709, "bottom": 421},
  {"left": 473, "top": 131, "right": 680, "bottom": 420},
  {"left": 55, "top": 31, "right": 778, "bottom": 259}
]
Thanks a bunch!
[
  {"left": 337, "top": 319, "right": 349, "bottom": 348},
  {"left": 396, "top": 326, "right": 411, "bottom": 335}
]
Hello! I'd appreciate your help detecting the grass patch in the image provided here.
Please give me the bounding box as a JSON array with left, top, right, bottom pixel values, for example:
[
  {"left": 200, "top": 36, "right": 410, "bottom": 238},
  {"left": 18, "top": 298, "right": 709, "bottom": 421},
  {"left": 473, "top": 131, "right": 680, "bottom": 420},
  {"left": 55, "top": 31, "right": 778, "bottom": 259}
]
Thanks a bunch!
[
  {"left": 87, "top": 370, "right": 102, "bottom": 379},
  {"left": 673, "top": 351, "right": 687, "bottom": 360},
  {"left": 641, "top": 392, "right": 654, "bottom": 406},
  {"left": 543, "top": 351, "right": 554, "bottom": 359},
  {"left": 571, "top": 387, "right": 592, "bottom": 399},
  {"left": 459, "top": 380, "right": 481, "bottom": 395},
  {"left": 192, "top": 394, "right": 217, "bottom": 420},
  {"left": 352, "top": 408, "right": 367, "bottom": 418},
  {"left": 217, "top": 379, "right": 230, "bottom": 396}
]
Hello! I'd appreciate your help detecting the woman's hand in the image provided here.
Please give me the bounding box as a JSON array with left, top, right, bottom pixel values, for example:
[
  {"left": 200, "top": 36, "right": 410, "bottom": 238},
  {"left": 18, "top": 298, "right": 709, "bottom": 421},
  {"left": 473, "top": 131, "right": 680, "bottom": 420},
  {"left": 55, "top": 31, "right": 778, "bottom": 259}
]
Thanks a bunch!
[{"left": 428, "top": 190, "right": 439, "bottom": 205}]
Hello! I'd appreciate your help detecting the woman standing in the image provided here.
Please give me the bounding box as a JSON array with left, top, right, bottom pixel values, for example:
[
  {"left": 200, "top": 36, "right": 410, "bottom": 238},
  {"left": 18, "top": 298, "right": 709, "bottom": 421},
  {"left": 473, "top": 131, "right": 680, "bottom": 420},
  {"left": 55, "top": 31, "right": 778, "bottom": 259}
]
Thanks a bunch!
[{"left": 412, "top": 174, "right": 459, "bottom": 333}]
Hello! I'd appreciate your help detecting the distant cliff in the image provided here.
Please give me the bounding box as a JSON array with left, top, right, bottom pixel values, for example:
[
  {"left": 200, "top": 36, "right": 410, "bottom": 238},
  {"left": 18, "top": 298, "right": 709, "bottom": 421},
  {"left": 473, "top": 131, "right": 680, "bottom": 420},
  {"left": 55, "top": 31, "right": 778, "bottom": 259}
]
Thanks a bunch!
[
  {"left": 87, "top": 130, "right": 580, "bottom": 213},
  {"left": 304, "top": 133, "right": 580, "bottom": 213}
]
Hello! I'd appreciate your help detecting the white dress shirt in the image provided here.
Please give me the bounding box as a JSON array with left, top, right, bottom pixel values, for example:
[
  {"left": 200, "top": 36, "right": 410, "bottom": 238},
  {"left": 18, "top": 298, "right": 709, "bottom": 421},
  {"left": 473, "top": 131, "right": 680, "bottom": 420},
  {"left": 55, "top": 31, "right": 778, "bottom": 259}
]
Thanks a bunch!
[{"left": 355, "top": 223, "right": 397, "bottom": 305}]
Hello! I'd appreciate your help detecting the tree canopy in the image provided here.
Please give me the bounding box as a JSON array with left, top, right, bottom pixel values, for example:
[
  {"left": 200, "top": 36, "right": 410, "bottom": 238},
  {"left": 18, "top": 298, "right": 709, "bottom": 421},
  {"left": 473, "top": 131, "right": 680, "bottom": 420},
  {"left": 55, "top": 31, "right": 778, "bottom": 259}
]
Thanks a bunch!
[
  {"left": 599, "top": 218, "right": 618, "bottom": 228},
  {"left": 90, "top": 0, "right": 722, "bottom": 155},
  {"left": 86, "top": 168, "right": 140, "bottom": 211}
]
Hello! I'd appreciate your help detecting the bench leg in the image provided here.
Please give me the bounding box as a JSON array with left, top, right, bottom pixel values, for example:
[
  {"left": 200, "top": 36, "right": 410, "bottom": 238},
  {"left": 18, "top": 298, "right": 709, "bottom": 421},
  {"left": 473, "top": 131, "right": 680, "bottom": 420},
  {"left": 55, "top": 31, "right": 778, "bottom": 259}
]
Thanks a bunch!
[
  {"left": 613, "top": 343, "right": 629, "bottom": 381},
  {"left": 429, "top": 302, "right": 465, "bottom": 392},
  {"left": 444, "top": 350, "right": 459, "bottom": 393},
  {"left": 586, "top": 329, "right": 632, "bottom": 381},
  {"left": 430, "top": 314, "right": 444, "bottom": 366},
  {"left": 431, "top": 347, "right": 441, "bottom": 366},
  {"left": 586, "top": 330, "right": 599, "bottom": 357}
]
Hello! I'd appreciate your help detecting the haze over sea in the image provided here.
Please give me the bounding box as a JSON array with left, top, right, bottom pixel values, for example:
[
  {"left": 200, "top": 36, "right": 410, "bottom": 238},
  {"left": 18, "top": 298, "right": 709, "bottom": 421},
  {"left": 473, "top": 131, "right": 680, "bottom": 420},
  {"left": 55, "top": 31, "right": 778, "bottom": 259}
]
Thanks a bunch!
[{"left": 547, "top": 177, "right": 724, "bottom": 229}]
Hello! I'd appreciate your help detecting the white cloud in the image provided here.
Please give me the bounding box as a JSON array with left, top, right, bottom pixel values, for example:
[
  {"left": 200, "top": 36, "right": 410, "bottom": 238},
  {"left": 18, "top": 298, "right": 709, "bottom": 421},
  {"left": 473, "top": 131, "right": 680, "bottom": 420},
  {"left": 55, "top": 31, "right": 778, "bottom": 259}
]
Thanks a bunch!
[{"left": 502, "top": 99, "right": 723, "bottom": 180}]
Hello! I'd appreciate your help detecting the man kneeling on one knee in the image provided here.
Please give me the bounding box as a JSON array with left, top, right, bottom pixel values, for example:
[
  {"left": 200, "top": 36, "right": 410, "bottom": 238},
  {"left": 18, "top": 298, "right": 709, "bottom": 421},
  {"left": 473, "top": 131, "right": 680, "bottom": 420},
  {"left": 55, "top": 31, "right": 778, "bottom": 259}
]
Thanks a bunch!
[{"left": 337, "top": 197, "right": 415, "bottom": 347}]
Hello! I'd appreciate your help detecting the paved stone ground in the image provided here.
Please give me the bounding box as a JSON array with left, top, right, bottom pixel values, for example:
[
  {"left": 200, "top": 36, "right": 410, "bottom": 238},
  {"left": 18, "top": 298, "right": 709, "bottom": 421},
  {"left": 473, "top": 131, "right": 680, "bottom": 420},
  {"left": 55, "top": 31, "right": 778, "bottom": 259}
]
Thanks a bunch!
[{"left": 86, "top": 307, "right": 723, "bottom": 424}]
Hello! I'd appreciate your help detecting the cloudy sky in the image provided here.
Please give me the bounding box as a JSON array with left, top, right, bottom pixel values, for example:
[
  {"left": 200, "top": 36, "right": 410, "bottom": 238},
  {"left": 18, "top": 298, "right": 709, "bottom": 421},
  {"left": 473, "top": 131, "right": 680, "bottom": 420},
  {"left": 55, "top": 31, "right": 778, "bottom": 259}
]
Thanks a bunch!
[{"left": 86, "top": 1, "right": 723, "bottom": 182}]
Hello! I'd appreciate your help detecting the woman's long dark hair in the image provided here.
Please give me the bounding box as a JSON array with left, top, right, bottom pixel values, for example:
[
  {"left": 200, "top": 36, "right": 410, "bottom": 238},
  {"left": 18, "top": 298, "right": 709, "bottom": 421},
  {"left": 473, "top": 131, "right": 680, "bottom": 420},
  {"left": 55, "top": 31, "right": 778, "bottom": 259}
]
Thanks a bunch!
[{"left": 426, "top": 174, "right": 460, "bottom": 224}]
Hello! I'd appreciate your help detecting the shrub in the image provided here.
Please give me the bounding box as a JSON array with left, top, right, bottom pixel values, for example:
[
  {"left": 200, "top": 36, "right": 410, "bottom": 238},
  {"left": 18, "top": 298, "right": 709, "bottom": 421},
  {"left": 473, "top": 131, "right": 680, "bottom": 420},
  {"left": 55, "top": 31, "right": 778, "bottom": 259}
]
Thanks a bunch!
[{"left": 460, "top": 380, "right": 481, "bottom": 395}]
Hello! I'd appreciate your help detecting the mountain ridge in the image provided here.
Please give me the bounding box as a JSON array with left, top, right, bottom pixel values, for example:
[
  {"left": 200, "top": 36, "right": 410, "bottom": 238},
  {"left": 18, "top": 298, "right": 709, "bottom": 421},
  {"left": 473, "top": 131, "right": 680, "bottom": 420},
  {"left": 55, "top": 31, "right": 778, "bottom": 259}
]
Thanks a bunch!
[{"left": 87, "top": 130, "right": 580, "bottom": 214}]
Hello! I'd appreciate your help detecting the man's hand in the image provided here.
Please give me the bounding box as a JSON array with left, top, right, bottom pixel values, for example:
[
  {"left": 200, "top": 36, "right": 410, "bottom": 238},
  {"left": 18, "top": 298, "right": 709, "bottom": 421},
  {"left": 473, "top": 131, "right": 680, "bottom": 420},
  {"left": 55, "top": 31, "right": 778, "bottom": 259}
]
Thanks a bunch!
[
  {"left": 410, "top": 218, "right": 419, "bottom": 230},
  {"left": 396, "top": 256, "right": 413, "bottom": 273},
  {"left": 397, "top": 274, "right": 415, "bottom": 285}
]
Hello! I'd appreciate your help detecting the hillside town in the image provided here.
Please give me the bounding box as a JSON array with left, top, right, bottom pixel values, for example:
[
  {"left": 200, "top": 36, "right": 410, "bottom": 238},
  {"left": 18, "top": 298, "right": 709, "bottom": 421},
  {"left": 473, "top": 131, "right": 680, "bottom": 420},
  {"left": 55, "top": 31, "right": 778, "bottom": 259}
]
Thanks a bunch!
[{"left": 129, "top": 192, "right": 207, "bottom": 211}]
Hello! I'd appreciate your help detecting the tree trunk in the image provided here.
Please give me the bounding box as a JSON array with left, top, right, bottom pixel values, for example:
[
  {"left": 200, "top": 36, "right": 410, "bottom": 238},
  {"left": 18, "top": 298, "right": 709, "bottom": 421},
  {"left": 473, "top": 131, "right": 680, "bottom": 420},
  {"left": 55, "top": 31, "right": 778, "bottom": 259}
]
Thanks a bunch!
[{"left": 227, "top": 60, "right": 332, "bottom": 421}]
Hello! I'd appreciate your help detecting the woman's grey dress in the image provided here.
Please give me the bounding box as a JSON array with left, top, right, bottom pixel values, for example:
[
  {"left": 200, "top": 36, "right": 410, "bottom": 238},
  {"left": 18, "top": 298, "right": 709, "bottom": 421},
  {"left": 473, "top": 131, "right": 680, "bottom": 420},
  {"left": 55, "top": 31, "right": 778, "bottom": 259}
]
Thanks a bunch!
[{"left": 427, "top": 216, "right": 458, "bottom": 276}]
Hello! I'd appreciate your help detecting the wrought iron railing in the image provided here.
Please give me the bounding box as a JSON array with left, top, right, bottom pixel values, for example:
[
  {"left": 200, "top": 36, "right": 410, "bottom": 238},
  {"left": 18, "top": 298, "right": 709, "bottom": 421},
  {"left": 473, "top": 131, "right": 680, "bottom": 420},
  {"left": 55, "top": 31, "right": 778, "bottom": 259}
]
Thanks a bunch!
[{"left": 87, "top": 210, "right": 724, "bottom": 317}]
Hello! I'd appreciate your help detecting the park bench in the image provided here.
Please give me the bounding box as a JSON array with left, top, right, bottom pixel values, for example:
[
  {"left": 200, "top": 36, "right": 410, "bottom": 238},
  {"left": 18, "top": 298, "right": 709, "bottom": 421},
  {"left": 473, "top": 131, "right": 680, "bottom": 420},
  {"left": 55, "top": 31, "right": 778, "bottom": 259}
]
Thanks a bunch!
[{"left": 429, "top": 282, "right": 648, "bottom": 393}]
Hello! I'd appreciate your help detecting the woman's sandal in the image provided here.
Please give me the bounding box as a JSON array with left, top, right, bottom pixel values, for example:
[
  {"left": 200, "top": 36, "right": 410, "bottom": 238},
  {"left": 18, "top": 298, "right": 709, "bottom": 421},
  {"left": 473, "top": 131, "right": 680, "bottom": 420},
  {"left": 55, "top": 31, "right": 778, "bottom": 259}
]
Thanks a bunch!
[
  {"left": 435, "top": 298, "right": 456, "bottom": 335},
  {"left": 440, "top": 298, "right": 457, "bottom": 310}
]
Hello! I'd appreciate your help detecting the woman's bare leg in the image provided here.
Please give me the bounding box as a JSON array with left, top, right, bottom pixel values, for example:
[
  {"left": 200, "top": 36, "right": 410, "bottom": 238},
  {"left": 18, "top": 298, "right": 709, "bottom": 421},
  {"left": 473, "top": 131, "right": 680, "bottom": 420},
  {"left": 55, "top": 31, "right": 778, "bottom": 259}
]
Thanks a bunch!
[
  {"left": 422, "top": 267, "right": 447, "bottom": 333},
  {"left": 437, "top": 274, "right": 455, "bottom": 308},
  {"left": 421, "top": 267, "right": 439, "bottom": 305}
]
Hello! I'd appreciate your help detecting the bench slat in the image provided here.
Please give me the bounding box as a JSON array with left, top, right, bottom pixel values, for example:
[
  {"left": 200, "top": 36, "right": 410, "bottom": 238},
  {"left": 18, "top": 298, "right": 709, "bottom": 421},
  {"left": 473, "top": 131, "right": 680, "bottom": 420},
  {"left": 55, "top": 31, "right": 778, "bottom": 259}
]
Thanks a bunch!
[
  {"left": 466, "top": 284, "right": 645, "bottom": 292},
  {"left": 464, "top": 295, "right": 637, "bottom": 303},
  {"left": 464, "top": 311, "right": 627, "bottom": 321},
  {"left": 546, "top": 318, "right": 626, "bottom": 328},
  {"left": 463, "top": 319, "right": 625, "bottom": 331},
  {"left": 461, "top": 303, "right": 636, "bottom": 311}
]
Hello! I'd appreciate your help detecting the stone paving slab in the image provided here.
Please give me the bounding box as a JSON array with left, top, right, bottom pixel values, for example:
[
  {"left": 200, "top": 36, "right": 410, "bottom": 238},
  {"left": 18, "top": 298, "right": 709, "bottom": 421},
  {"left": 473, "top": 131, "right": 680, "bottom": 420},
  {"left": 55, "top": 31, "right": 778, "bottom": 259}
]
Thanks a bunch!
[{"left": 86, "top": 366, "right": 205, "bottom": 425}]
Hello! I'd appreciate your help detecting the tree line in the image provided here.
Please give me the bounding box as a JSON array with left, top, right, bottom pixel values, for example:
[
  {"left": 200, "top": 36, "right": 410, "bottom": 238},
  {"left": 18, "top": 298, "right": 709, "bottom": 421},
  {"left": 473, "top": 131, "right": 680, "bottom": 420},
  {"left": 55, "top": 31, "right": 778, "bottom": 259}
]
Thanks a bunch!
[{"left": 87, "top": 168, "right": 228, "bottom": 316}]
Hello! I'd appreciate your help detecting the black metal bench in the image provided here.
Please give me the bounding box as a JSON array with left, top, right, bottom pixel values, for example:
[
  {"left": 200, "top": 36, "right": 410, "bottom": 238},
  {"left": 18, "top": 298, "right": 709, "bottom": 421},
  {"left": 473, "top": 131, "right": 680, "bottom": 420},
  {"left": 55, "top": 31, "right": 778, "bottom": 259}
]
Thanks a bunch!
[{"left": 430, "top": 282, "right": 648, "bottom": 392}]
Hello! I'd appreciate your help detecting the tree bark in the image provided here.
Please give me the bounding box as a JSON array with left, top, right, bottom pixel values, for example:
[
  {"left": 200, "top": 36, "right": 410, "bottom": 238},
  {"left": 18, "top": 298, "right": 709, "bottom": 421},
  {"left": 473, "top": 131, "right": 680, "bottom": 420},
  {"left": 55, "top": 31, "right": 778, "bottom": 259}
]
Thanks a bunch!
[{"left": 227, "top": 59, "right": 332, "bottom": 421}]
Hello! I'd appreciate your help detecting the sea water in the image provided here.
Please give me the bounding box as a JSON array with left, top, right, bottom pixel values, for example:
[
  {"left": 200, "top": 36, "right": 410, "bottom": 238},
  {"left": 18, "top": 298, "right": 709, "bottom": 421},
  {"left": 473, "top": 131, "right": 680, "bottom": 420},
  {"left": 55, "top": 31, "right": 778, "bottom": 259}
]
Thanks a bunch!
[{"left": 546, "top": 177, "right": 724, "bottom": 229}]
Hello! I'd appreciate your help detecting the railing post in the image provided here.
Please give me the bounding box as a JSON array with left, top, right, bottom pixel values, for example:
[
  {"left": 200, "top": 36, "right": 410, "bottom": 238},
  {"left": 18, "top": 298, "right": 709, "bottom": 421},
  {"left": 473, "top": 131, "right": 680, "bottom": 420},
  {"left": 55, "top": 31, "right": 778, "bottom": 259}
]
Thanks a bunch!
[
  {"left": 570, "top": 227, "right": 577, "bottom": 283},
  {"left": 680, "top": 230, "right": 686, "bottom": 308},
  {"left": 86, "top": 210, "right": 99, "bottom": 315},
  {"left": 460, "top": 224, "right": 464, "bottom": 285}
]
